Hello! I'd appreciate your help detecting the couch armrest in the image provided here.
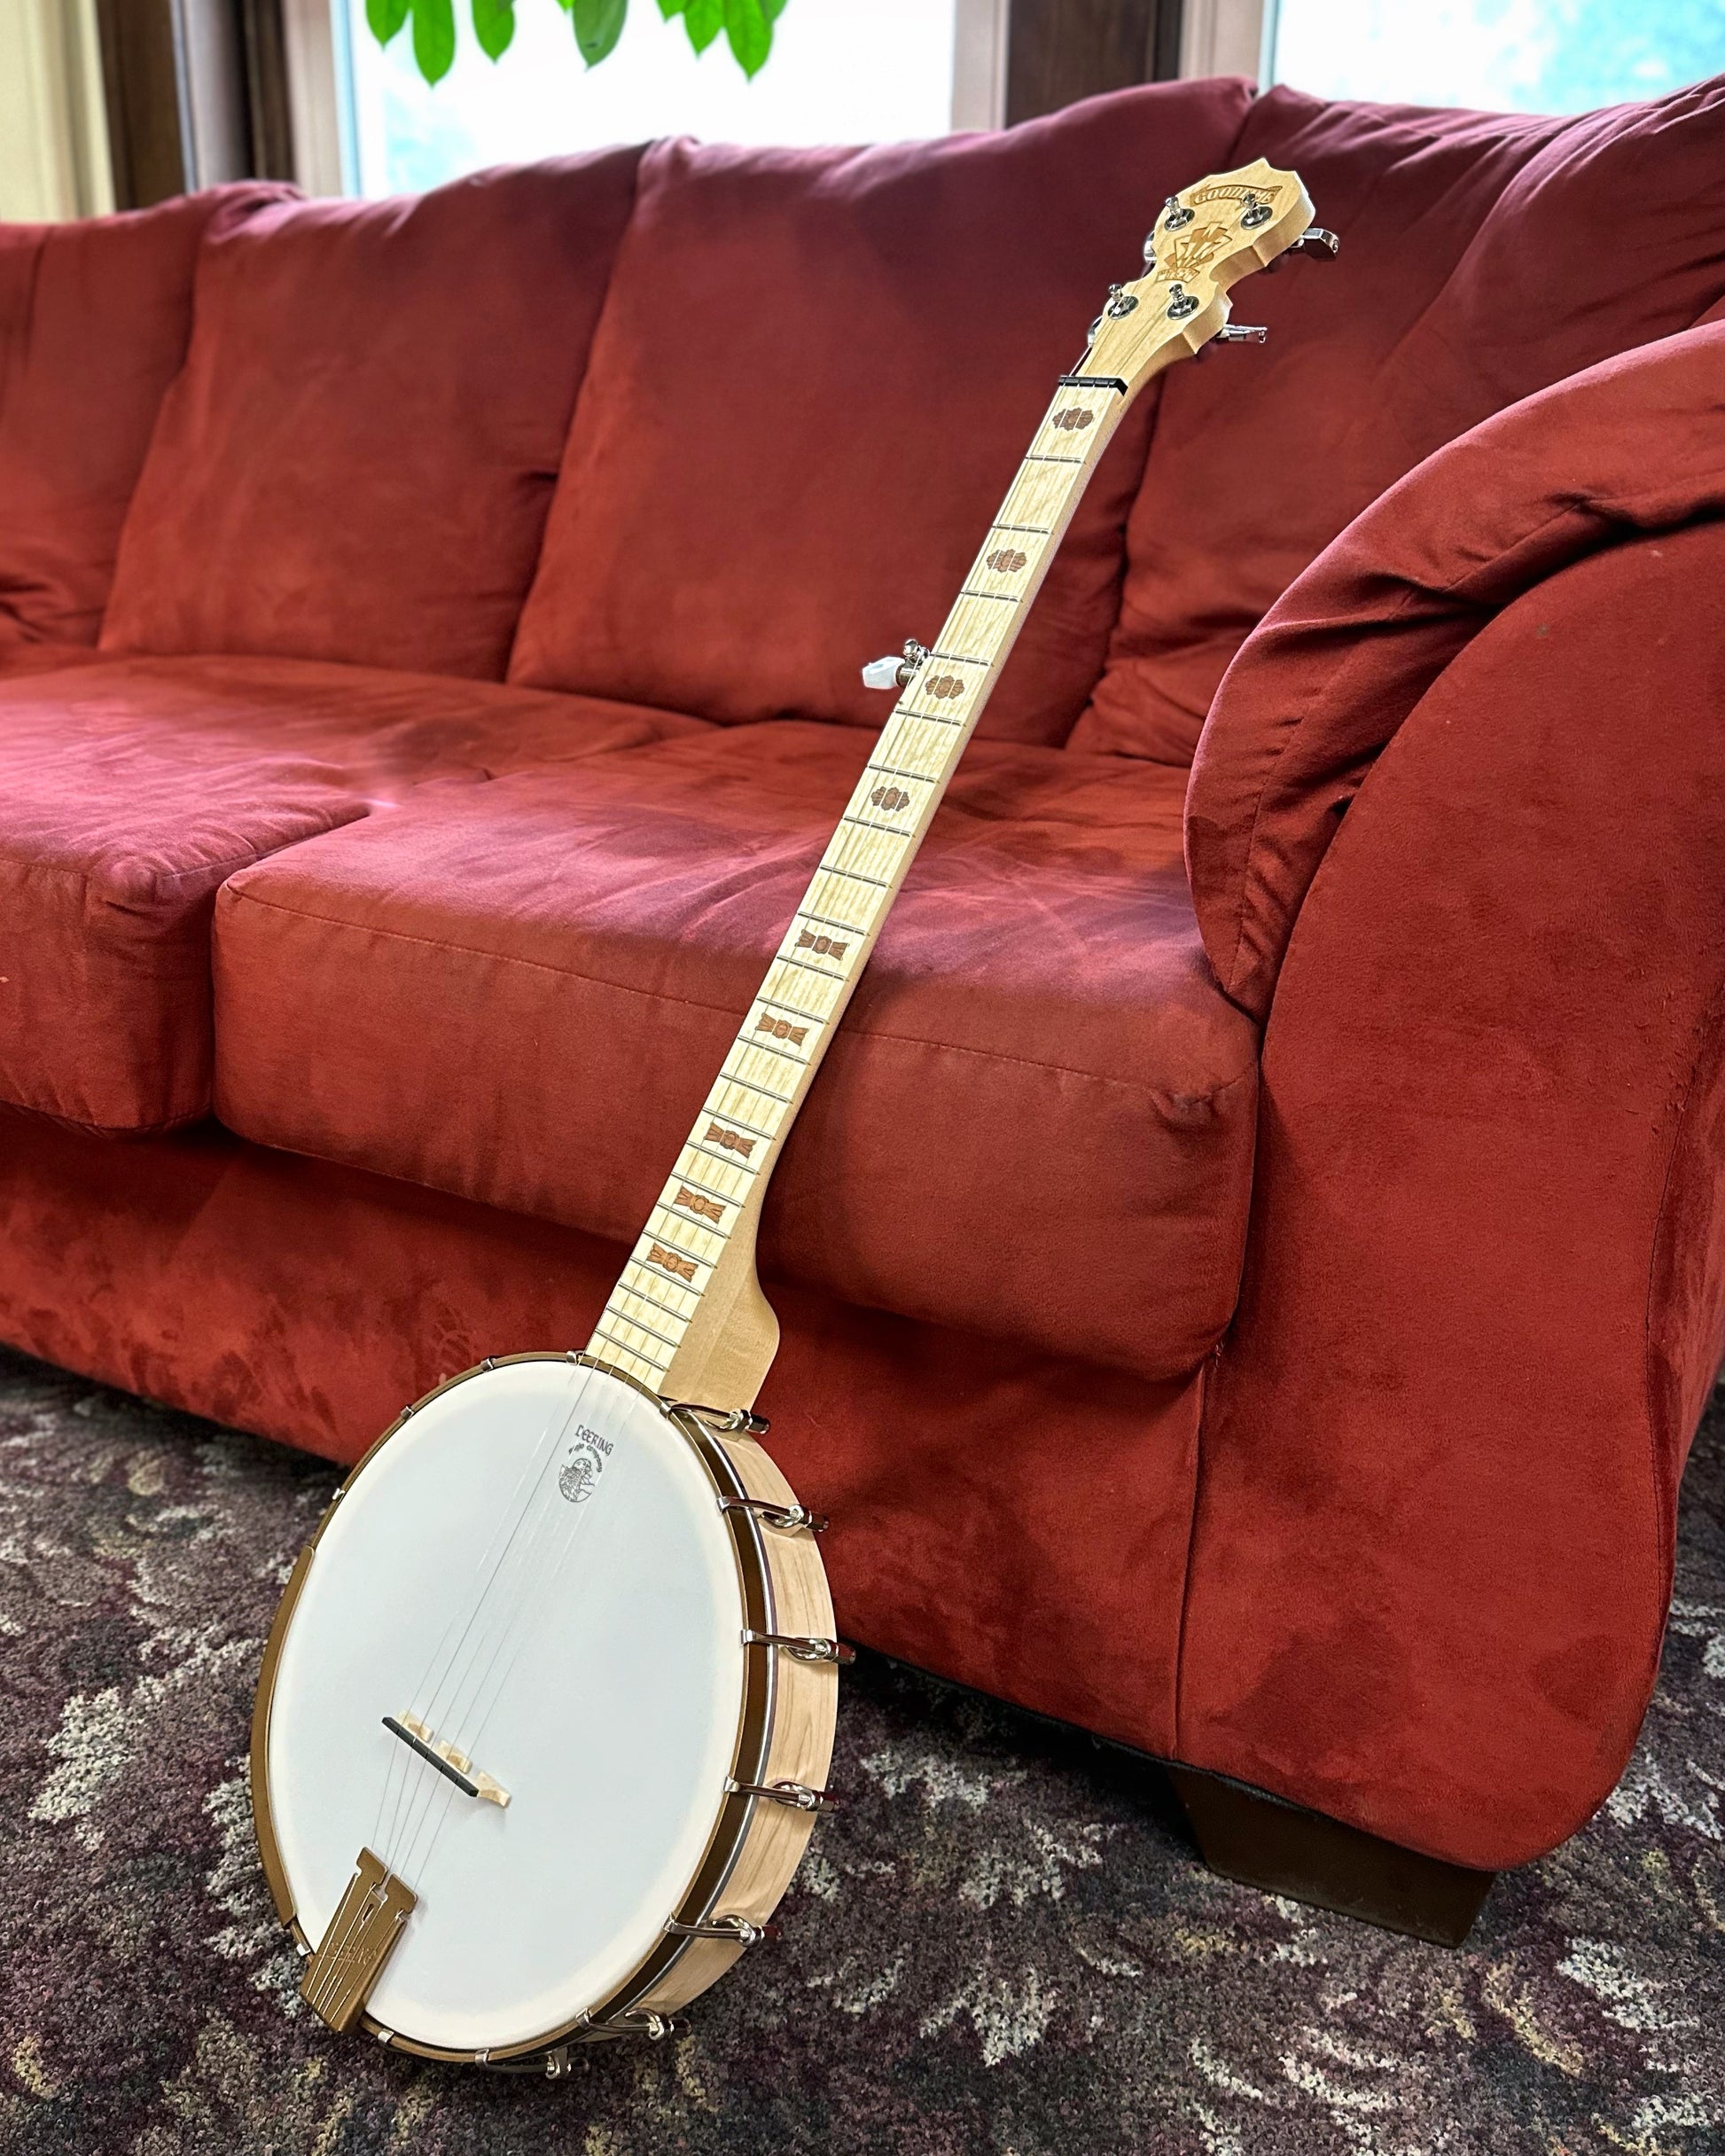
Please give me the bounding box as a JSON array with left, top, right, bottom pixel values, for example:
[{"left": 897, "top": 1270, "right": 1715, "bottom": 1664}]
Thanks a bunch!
[
  {"left": 1184, "top": 321, "right": 1725, "bottom": 1027},
  {"left": 1177, "top": 500, "right": 1725, "bottom": 1871}
]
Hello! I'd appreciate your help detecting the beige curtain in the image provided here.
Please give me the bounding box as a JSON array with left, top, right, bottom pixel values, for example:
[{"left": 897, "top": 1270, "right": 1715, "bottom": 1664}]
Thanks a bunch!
[{"left": 0, "top": 0, "right": 113, "bottom": 222}]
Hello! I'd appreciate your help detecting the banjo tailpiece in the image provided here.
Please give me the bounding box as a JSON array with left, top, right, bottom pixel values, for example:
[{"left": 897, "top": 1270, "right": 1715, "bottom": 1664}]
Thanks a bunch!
[{"left": 301, "top": 1848, "right": 418, "bottom": 2034}]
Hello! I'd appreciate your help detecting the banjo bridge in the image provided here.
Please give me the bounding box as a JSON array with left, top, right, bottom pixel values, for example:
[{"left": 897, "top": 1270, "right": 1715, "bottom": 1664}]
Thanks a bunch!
[
  {"left": 385, "top": 1712, "right": 511, "bottom": 1807},
  {"left": 301, "top": 1847, "right": 417, "bottom": 2034}
]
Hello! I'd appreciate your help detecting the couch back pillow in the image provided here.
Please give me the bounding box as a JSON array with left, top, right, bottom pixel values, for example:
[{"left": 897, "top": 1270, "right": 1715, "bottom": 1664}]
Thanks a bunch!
[
  {"left": 0, "top": 186, "right": 285, "bottom": 652},
  {"left": 507, "top": 81, "right": 1253, "bottom": 743},
  {"left": 1073, "top": 74, "right": 1725, "bottom": 762},
  {"left": 102, "top": 153, "right": 642, "bottom": 681}
]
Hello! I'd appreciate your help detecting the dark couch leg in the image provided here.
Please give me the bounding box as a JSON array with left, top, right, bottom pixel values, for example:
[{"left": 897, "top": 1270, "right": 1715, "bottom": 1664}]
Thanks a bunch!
[{"left": 1167, "top": 1766, "right": 1495, "bottom": 1947}]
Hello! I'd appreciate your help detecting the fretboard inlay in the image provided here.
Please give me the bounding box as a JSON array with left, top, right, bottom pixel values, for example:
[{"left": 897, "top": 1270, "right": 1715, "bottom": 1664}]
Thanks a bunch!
[
  {"left": 649, "top": 1243, "right": 698, "bottom": 1283},
  {"left": 705, "top": 1122, "right": 756, "bottom": 1158},
  {"left": 756, "top": 1013, "right": 808, "bottom": 1046}
]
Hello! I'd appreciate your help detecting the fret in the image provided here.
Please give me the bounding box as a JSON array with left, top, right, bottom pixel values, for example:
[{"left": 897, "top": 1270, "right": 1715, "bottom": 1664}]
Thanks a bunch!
[
  {"left": 614, "top": 1272, "right": 693, "bottom": 1324},
  {"left": 1020, "top": 451, "right": 1085, "bottom": 465},
  {"left": 816, "top": 863, "right": 891, "bottom": 890},
  {"left": 599, "top": 1308, "right": 681, "bottom": 1358},
  {"left": 987, "top": 521, "right": 1051, "bottom": 536},
  {"left": 878, "top": 715, "right": 966, "bottom": 769},
  {"left": 769, "top": 950, "right": 846, "bottom": 985},
  {"left": 679, "top": 1135, "right": 761, "bottom": 1180},
  {"left": 843, "top": 811, "right": 914, "bottom": 839},
  {"left": 928, "top": 648, "right": 987, "bottom": 668},
  {"left": 594, "top": 1334, "right": 664, "bottom": 1385},
  {"left": 792, "top": 904, "right": 866, "bottom": 939},
  {"left": 895, "top": 703, "right": 964, "bottom": 726},
  {"left": 956, "top": 587, "right": 1019, "bottom": 604},
  {"left": 819, "top": 837, "right": 902, "bottom": 887},
  {"left": 646, "top": 1202, "right": 727, "bottom": 1259},
  {"left": 714, "top": 1071, "right": 793, "bottom": 1110},
  {"left": 755, "top": 995, "right": 823, "bottom": 1037},
  {"left": 622, "top": 1261, "right": 701, "bottom": 1315},
  {"left": 863, "top": 762, "right": 935, "bottom": 790}
]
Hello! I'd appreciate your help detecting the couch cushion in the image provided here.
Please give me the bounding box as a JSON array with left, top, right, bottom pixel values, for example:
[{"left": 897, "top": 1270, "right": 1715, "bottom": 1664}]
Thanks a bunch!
[
  {"left": 213, "top": 723, "right": 1259, "bottom": 1377},
  {"left": 1073, "top": 74, "right": 1725, "bottom": 762},
  {"left": 0, "top": 629, "right": 105, "bottom": 679},
  {"left": 507, "top": 80, "right": 1253, "bottom": 745},
  {"left": 100, "top": 154, "right": 642, "bottom": 680},
  {"left": 0, "top": 658, "right": 696, "bottom": 1133},
  {"left": 0, "top": 186, "right": 286, "bottom": 653},
  {"left": 1186, "top": 321, "right": 1725, "bottom": 1024}
]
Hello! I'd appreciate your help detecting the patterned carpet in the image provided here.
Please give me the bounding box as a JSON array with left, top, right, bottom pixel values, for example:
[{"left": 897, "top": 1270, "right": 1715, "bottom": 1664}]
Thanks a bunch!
[{"left": 2, "top": 1344, "right": 1723, "bottom": 2155}]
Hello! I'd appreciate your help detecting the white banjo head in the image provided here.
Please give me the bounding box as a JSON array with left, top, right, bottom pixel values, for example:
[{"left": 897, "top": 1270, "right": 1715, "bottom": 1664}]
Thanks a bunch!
[{"left": 253, "top": 1356, "right": 834, "bottom": 2061}]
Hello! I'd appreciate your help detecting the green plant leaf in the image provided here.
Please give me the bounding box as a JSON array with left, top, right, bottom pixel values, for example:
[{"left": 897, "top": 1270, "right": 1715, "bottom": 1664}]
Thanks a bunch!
[
  {"left": 658, "top": 0, "right": 687, "bottom": 16},
  {"left": 760, "top": 0, "right": 786, "bottom": 19},
  {"left": 410, "top": 0, "right": 457, "bottom": 80},
  {"left": 723, "top": 0, "right": 773, "bottom": 76},
  {"left": 472, "top": 0, "right": 514, "bottom": 59},
  {"left": 572, "top": 0, "right": 628, "bottom": 64},
  {"left": 682, "top": 0, "right": 722, "bottom": 51},
  {"left": 366, "top": 0, "right": 410, "bottom": 42}
]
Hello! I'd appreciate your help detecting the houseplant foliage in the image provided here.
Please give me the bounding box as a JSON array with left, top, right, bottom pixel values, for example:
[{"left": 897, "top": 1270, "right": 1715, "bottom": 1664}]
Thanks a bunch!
[{"left": 366, "top": 0, "right": 789, "bottom": 82}]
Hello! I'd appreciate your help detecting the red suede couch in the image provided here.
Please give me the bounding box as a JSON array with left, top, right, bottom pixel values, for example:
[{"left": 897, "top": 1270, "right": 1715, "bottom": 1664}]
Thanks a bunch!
[{"left": 4, "top": 74, "right": 1724, "bottom": 1933}]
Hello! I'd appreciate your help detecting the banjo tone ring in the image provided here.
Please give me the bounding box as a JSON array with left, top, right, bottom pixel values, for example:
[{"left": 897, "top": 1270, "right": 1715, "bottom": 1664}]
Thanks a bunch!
[{"left": 250, "top": 1348, "right": 839, "bottom": 2068}]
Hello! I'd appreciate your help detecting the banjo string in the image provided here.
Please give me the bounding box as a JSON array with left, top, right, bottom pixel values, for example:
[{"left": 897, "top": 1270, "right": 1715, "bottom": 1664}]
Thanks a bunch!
[
  {"left": 382, "top": 1363, "right": 606, "bottom": 1875},
  {"left": 404, "top": 1430, "right": 630, "bottom": 1884},
  {"left": 396, "top": 1394, "right": 640, "bottom": 1887},
  {"left": 391, "top": 1428, "right": 603, "bottom": 1880},
  {"left": 375, "top": 1363, "right": 599, "bottom": 1869}
]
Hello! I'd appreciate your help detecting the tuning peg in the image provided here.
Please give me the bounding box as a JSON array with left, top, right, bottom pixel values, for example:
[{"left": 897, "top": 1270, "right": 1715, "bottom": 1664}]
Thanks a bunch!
[
  {"left": 1193, "top": 325, "right": 1268, "bottom": 364},
  {"left": 1264, "top": 226, "right": 1340, "bottom": 273},
  {"left": 862, "top": 639, "right": 927, "bottom": 691}
]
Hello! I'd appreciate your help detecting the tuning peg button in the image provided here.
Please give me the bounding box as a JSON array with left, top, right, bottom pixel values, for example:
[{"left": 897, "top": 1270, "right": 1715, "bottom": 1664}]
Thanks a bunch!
[
  {"left": 1215, "top": 324, "right": 1268, "bottom": 344},
  {"left": 862, "top": 640, "right": 927, "bottom": 691}
]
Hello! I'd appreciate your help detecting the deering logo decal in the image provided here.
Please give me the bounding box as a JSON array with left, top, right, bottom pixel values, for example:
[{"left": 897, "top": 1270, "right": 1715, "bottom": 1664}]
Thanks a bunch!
[{"left": 558, "top": 1425, "right": 613, "bottom": 1504}]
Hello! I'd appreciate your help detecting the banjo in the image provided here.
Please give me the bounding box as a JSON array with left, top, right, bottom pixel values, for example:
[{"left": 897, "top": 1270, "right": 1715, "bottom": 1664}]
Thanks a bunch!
[{"left": 249, "top": 160, "right": 1328, "bottom": 2073}]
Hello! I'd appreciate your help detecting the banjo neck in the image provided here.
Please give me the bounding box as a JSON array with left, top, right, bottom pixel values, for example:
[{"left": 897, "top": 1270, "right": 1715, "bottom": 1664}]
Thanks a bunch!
[{"left": 586, "top": 159, "right": 1319, "bottom": 1412}]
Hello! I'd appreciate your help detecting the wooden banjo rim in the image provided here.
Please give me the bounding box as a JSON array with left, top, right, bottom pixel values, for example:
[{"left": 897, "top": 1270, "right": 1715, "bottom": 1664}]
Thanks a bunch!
[{"left": 249, "top": 1348, "right": 831, "bottom": 2065}]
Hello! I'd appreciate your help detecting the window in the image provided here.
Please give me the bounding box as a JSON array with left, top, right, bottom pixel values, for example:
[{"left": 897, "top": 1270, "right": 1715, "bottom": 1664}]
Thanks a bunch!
[
  {"left": 341, "top": 0, "right": 963, "bottom": 199},
  {"left": 1266, "top": 0, "right": 1725, "bottom": 113}
]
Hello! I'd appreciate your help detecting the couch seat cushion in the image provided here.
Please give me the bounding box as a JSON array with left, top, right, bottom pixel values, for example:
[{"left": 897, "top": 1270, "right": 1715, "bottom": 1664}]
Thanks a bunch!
[
  {"left": 0, "top": 658, "right": 697, "bottom": 1133},
  {"left": 213, "top": 723, "right": 1259, "bottom": 1377}
]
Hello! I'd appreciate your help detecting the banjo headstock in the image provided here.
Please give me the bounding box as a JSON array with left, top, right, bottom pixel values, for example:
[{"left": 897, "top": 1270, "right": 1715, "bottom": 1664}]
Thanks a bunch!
[{"left": 1079, "top": 159, "right": 1331, "bottom": 390}]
